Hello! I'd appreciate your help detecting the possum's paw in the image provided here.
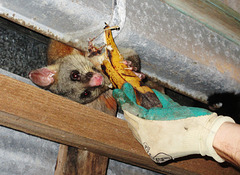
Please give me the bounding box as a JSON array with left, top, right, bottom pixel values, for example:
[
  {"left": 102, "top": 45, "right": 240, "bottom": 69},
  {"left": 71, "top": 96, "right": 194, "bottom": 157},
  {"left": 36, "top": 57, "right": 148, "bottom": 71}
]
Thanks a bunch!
[{"left": 122, "top": 60, "right": 146, "bottom": 80}]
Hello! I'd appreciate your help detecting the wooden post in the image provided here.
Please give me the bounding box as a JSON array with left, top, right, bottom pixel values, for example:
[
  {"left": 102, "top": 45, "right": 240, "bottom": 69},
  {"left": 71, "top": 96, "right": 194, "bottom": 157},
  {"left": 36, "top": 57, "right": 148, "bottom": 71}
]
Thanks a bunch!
[{"left": 55, "top": 145, "right": 108, "bottom": 175}]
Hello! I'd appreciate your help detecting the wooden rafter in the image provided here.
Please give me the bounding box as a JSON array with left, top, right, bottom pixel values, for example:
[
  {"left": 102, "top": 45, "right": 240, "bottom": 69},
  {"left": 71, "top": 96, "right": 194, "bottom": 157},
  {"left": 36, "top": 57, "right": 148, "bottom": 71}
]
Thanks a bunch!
[{"left": 0, "top": 74, "right": 239, "bottom": 175}]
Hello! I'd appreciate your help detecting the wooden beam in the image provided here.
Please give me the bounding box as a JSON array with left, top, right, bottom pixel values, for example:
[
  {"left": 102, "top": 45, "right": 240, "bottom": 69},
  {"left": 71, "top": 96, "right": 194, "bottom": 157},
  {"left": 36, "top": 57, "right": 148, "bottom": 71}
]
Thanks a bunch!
[{"left": 0, "top": 74, "right": 239, "bottom": 175}]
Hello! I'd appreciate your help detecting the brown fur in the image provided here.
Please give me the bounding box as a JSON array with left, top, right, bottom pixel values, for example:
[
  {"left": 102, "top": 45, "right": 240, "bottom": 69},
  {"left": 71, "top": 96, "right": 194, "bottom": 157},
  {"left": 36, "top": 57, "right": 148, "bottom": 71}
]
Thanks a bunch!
[{"left": 47, "top": 40, "right": 86, "bottom": 65}]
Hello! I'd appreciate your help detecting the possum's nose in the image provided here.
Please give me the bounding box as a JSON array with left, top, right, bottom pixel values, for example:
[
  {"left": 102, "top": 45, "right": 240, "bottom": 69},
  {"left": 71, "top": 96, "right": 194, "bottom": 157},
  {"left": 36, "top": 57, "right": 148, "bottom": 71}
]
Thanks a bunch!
[{"left": 88, "top": 73, "right": 103, "bottom": 87}]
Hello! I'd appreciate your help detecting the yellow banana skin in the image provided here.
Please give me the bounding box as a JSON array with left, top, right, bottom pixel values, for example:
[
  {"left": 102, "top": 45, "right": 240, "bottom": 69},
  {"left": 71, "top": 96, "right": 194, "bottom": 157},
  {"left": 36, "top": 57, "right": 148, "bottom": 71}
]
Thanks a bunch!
[{"left": 103, "top": 24, "right": 162, "bottom": 109}]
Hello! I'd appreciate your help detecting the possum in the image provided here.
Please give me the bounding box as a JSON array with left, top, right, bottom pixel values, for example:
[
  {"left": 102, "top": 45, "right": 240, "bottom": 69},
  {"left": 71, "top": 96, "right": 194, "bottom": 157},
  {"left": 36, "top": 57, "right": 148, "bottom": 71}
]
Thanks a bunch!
[
  {"left": 29, "top": 40, "right": 142, "bottom": 116},
  {"left": 208, "top": 92, "right": 240, "bottom": 124}
]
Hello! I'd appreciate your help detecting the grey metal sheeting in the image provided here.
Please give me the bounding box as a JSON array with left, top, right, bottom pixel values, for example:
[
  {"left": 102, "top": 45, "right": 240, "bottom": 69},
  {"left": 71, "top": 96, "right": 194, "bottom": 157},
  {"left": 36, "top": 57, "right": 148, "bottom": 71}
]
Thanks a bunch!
[{"left": 1, "top": 0, "right": 239, "bottom": 102}]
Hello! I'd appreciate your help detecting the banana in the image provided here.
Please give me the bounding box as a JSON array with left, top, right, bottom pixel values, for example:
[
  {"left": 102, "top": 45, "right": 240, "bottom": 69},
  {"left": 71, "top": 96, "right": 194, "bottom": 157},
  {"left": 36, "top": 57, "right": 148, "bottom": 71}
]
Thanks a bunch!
[{"left": 103, "top": 24, "right": 162, "bottom": 109}]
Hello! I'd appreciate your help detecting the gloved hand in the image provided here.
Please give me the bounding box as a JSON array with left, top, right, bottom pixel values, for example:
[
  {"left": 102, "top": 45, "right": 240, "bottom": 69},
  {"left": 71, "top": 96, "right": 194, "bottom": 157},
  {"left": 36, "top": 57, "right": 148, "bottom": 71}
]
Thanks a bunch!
[{"left": 113, "top": 83, "right": 235, "bottom": 163}]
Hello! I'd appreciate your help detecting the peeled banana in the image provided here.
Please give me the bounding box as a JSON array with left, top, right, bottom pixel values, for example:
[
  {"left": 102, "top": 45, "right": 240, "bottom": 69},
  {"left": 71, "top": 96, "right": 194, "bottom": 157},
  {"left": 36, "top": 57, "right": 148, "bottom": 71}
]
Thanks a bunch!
[{"left": 103, "top": 24, "right": 162, "bottom": 109}]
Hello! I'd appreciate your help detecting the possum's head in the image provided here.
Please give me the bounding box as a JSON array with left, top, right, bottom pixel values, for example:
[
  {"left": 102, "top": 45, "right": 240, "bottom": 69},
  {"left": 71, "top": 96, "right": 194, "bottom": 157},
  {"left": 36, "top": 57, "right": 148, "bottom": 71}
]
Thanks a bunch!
[{"left": 29, "top": 54, "right": 111, "bottom": 104}]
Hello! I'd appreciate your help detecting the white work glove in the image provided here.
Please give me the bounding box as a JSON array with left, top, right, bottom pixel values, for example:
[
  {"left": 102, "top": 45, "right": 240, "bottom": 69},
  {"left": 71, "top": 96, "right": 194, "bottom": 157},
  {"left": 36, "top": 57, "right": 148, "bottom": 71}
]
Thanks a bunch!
[{"left": 113, "top": 83, "right": 235, "bottom": 163}]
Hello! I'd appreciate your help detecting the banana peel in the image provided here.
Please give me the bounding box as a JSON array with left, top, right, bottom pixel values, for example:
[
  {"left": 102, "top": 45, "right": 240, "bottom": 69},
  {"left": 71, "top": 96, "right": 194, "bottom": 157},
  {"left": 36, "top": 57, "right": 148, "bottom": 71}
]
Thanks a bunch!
[{"left": 102, "top": 24, "right": 162, "bottom": 109}]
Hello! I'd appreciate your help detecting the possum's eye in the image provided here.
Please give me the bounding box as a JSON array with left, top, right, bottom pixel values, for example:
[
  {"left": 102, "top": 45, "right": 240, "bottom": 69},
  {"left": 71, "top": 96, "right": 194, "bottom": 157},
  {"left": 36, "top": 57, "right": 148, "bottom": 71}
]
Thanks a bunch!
[
  {"left": 80, "top": 90, "right": 91, "bottom": 98},
  {"left": 70, "top": 70, "right": 81, "bottom": 81}
]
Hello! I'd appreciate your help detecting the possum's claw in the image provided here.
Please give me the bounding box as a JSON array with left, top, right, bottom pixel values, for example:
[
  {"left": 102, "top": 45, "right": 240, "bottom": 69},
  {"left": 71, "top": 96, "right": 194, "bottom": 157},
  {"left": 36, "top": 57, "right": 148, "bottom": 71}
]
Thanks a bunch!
[
  {"left": 87, "top": 38, "right": 105, "bottom": 57},
  {"left": 134, "top": 72, "right": 146, "bottom": 80}
]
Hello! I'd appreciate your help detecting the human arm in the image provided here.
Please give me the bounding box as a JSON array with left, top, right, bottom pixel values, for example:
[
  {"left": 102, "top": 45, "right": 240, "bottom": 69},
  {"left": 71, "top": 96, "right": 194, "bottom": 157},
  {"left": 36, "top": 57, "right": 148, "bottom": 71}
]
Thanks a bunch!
[{"left": 213, "top": 122, "right": 240, "bottom": 167}]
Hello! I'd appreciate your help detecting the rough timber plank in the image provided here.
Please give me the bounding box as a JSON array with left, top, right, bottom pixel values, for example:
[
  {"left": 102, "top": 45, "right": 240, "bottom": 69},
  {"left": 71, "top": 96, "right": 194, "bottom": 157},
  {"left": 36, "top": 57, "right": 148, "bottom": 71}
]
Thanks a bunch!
[{"left": 0, "top": 74, "right": 239, "bottom": 175}]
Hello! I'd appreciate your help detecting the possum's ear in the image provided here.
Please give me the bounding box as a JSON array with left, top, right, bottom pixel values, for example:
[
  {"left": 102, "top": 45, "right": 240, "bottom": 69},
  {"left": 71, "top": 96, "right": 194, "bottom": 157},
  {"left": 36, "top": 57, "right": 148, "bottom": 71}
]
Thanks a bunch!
[{"left": 29, "top": 66, "right": 57, "bottom": 87}]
